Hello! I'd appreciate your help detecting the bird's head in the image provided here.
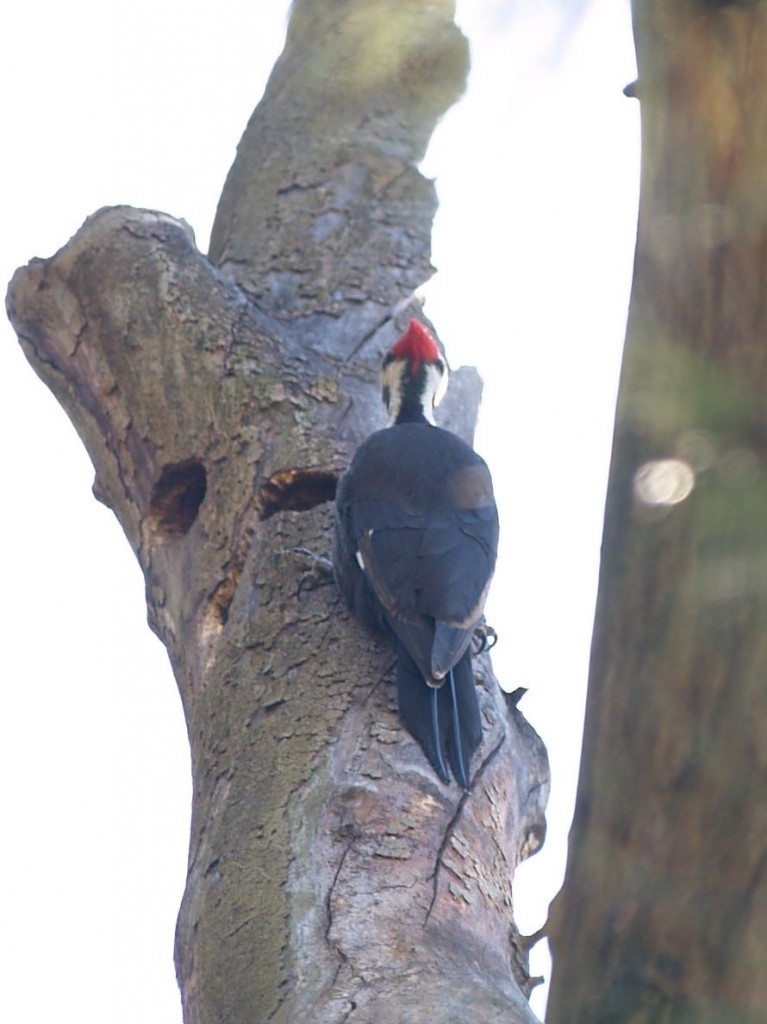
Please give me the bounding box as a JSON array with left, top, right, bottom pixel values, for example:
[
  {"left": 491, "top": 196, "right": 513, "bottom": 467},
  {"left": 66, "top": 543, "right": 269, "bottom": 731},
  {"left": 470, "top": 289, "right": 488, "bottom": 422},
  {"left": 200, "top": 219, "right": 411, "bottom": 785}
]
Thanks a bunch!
[{"left": 381, "top": 319, "right": 448, "bottom": 426}]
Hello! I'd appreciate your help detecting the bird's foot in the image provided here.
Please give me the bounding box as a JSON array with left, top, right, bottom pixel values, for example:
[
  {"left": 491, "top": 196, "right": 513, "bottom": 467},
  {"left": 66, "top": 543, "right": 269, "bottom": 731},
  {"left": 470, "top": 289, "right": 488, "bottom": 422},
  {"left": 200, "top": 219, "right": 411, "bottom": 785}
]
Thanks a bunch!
[
  {"left": 472, "top": 621, "right": 498, "bottom": 653},
  {"left": 287, "top": 546, "right": 335, "bottom": 597}
]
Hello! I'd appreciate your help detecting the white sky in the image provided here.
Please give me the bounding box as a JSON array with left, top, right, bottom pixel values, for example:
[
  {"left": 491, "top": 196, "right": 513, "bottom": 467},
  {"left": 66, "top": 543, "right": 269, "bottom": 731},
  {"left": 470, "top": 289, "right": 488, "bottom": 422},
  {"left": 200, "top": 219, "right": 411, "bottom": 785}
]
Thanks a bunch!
[{"left": 0, "top": 1, "right": 638, "bottom": 1020}]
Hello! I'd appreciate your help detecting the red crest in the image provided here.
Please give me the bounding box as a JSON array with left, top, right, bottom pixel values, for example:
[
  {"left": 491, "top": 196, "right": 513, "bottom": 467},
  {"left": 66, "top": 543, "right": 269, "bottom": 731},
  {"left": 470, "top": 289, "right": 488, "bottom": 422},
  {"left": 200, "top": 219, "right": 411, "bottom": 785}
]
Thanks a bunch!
[{"left": 390, "top": 319, "right": 441, "bottom": 371}]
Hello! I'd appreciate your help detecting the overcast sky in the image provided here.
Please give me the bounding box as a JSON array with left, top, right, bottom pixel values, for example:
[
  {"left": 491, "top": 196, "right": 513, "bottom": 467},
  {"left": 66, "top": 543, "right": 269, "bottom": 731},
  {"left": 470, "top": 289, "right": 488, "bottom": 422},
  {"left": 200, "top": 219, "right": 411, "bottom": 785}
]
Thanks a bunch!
[{"left": 1, "top": 1, "right": 638, "bottom": 1020}]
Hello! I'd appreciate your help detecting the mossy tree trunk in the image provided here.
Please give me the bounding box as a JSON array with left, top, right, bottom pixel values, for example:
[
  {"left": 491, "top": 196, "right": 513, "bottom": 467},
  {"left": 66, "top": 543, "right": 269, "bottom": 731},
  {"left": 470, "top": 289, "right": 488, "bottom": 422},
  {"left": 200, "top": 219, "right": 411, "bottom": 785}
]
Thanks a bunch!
[
  {"left": 548, "top": 4, "right": 767, "bottom": 1022},
  {"left": 7, "top": 2, "right": 548, "bottom": 1022}
]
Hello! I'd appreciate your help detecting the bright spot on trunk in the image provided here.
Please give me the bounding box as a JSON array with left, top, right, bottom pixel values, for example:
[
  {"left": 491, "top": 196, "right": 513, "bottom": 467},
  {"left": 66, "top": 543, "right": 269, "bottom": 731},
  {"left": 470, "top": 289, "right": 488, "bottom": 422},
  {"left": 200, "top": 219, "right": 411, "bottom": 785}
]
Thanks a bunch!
[{"left": 633, "top": 458, "right": 695, "bottom": 506}]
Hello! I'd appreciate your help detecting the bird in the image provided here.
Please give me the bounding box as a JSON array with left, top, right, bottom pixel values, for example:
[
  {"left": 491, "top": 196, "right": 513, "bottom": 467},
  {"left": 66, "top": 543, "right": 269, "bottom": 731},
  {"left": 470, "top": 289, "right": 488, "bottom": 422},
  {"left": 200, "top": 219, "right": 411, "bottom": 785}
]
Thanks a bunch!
[{"left": 334, "top": 319, "right": 499, "bottom": 788}]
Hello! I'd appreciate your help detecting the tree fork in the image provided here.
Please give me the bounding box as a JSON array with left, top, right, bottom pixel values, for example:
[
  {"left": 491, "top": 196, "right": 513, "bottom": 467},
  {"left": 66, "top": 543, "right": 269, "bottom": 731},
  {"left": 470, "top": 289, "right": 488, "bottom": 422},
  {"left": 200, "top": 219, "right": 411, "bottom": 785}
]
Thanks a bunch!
[{"left": 7, "top": 3, "right": 548, "bottom": 1023}]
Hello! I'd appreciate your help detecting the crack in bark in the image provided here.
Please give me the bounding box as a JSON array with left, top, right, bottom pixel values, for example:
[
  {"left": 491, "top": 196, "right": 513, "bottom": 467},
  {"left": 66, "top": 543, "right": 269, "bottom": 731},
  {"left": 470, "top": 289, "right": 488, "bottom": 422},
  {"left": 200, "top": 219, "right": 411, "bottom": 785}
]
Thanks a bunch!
[
  {"left": 342, "top": 293, "right": 421, "bottom": 364},
  {"left": 343, "top": 314, "right": 395, "bottom": 363},
  {"left": 338, "top": 996, "right": 358, "bottom": 1023},
  {"left": 424, "top": 731, "right": 507, "bottom": 925},
  {"left": 325, "top": 835, "right": 356, "bottom": 944},
  {"left": 362, "top": 657, "right": 396, "bottom": 704},
  {"left": 225, "top": 915, "right": 256, "bottom": 939}
]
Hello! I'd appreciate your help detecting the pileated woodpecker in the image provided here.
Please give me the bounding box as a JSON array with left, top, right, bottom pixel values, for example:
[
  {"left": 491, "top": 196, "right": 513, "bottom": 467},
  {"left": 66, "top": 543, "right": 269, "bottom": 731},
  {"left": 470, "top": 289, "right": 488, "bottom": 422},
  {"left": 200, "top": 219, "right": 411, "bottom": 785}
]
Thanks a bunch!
[{"left": 334, "top": 320, "right": 499, "bottom": 788}]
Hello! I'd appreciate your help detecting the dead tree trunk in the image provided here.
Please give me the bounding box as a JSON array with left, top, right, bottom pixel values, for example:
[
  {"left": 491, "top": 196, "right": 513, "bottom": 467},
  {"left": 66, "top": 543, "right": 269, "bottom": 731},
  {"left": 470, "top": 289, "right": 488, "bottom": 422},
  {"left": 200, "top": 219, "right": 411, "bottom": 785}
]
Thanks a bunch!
[
  {"left": 548, "top": 4, "right": 767, "bottom": 1022},
  {"left": 7, "top": 3, "right": 548, "bottom": 1022}
]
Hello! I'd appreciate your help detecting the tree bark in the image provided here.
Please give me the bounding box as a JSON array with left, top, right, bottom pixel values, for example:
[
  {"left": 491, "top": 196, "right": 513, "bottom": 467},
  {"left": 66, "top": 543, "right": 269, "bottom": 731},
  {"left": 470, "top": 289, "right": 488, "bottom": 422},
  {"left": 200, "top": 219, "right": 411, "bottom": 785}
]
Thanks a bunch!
[
  {"left": 548, "top": 4, "right": 767, "bottom": 1022},
  {"left": 7, "top": 2, "right": 548, "bottom": 1022}
]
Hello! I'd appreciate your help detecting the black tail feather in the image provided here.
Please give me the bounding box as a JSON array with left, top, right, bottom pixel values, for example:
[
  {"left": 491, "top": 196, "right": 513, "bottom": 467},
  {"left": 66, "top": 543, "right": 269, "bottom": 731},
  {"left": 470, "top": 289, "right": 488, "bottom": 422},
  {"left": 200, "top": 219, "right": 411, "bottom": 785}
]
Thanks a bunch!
[
  {"left": 396, "top": 645, "right": 450, "bottom": 783},
  {"left": 430, "top": 686, "right": 450, "bottom": 784},
  {"left": 447, "top": 668, "right": 468, "bottom": 787},
  {"left": 445, "top": 652, "right": 482, "bottom": 789},
  {"left": 395, "top": 645, "right": 481, "bottom": 787}
]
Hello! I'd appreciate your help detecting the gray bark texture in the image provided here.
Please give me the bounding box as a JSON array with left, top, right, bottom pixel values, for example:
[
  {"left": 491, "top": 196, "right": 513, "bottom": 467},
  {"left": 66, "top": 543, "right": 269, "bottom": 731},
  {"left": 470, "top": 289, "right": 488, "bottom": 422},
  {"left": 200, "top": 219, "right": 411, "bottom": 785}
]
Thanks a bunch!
[
  {"left": 7, "top": 2, "right": 548, "bottom": 1022},
  {"left": 548, "top": 3, "right": 767, "bottom": 1022}
]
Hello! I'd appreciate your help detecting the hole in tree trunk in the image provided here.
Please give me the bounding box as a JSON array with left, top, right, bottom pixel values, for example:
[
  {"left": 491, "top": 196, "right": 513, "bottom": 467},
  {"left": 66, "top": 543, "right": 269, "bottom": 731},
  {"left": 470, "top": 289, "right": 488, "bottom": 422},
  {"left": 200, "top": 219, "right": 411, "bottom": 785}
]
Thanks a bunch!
[
  {"left": 258, "top": 466, "right": 338, "bottom": 519},
  {"left": 148, "top": 459, "right": 207, "bottom": 538}
]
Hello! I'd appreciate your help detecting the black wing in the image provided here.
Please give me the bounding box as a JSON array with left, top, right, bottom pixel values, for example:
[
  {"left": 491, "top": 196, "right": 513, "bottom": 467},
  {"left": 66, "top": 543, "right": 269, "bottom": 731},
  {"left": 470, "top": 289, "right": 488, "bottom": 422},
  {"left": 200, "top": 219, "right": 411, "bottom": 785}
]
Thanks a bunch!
[{"left": 344, "top": 423, "right": 498, "bottom": 682}]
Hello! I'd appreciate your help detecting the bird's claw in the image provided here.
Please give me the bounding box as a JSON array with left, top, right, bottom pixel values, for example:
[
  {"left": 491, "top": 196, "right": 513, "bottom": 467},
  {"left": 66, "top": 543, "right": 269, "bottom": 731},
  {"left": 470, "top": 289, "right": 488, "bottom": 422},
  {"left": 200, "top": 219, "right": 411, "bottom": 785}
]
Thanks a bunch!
[
  {"left": 472, "top": 621, "right": 498, "bottom": 653},
  {"left": 288, "top": 547, "right": 335, "bottom": 597}
]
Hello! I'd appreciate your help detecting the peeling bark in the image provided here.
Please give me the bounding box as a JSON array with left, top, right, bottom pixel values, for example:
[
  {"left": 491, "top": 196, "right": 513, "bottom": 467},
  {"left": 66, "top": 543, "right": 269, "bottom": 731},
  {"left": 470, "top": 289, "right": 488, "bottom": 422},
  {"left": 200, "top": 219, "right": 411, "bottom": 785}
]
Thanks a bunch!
[
  {"left": 548, "top": 4, "right": 767, "bottom": 1022},
  {"left": 7, "top": 2, "right": 549, "bottom": 1022}
]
